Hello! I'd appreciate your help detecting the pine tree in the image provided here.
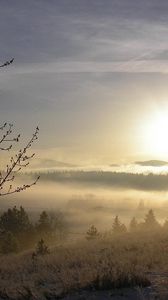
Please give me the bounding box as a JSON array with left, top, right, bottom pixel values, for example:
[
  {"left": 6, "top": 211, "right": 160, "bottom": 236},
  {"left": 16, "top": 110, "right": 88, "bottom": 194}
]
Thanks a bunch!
[
  {"left": 138, "top": 200, "right": 145, "bottom": 211},
  {"left": 0, "top": 206, "right": 31, "bottom": 235},
  {"left": 144, "top": 209, "right": 159, "bottom": 229},
  {"left": 49, "top": 211, "right": 67, "bottom": 239},
  {"left": 37, "top": 211, "right": 51, "bottom": 234},
  {"left": 112, "top": 216, "right": 127, "bottom": 234},
  {"left": 36, "top": 238, "right": 49, "bottom": 255},
  {"left": 18, "top": 206, "right": 32, "bottom": 231},
  {"left": 129, "top": 217, "right": 138, "bottom": 232},
  {"left": 1, "top": 231, "right": 19, "bottom": 253}
]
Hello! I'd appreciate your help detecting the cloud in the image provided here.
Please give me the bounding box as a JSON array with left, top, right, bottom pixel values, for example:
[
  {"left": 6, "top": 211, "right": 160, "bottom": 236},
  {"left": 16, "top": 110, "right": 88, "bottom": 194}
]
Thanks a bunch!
[
  {"left": 147, "top": 49, "right": 168, "bottom": 61},
  {"left": 0, "top": 1, "right": 168, "bottom": 69},
  {"left": 2, "top": 1, "right": 168, "bottom": 163},
  {"left": 135, "top": 160, "right": 168, "bottom": 167}
]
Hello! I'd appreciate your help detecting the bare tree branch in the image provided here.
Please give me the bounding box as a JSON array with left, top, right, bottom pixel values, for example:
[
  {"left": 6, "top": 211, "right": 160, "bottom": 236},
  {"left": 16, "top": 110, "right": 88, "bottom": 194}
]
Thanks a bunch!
[
  {"left": 0, "top": 124, "right": 40, "bottom": 196},
  {"left": 0, "top": 59, "right": 40, "bottom": 196},
  {"left": 0, "top": 58, "right": 14, "bottom": 68}
]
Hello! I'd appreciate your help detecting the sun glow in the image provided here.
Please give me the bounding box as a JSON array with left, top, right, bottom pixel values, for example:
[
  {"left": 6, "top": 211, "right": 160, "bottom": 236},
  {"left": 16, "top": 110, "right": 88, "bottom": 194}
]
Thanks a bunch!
[{"left": 143, "top": 111, "right": 168, "bottom": 156}]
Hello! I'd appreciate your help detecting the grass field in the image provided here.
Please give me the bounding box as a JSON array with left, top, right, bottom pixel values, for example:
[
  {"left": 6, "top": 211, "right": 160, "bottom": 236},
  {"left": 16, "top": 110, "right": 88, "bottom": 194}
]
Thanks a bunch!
[{"left": 1, "top": 228, "right": 168, "bottom": 299}]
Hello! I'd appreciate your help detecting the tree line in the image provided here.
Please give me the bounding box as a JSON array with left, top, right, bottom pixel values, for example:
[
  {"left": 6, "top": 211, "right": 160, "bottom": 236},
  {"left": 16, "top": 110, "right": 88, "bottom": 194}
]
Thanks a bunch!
[
  {"left": 0, "top": 206, "right": 67, "bottom": 253},
  {"left": 1, "top": 207, "right": 167, "bottom": 254},
  {"left": 86, "top": 209, "right": 168, "bottom": 240}
]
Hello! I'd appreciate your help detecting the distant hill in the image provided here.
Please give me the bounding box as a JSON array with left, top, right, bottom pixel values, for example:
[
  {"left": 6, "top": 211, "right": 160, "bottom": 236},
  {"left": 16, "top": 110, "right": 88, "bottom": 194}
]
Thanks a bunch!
[
  {"left": 135, "top": 160, "right": 168, "bottom": 167},
  {"left": 110, "top": 163, "right": 120, "bottom": 167},
  {"left": 31, "top": 159, "right": 77, "bottom": 169}
]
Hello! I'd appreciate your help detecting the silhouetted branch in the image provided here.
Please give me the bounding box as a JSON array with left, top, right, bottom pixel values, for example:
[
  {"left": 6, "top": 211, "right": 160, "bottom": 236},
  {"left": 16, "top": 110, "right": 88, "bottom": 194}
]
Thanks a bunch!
[
  {"left": 0, "top": 59, "right": 40, "bottom": 196},
  {"left": 0, "top": 123, "right": 20, "bottom": 151},
  {"left": 0, "top": 58, "right": 14, "bottom": 68},
  {"left": 0, "top": 124, "right": 40, "bottom": 196}
]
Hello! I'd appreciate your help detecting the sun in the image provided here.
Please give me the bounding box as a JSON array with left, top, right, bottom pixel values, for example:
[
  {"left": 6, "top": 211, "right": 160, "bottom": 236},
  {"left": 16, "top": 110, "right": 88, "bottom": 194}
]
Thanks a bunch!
[{"left": 143, "top": 111, "right": 168, "bottom": 157}]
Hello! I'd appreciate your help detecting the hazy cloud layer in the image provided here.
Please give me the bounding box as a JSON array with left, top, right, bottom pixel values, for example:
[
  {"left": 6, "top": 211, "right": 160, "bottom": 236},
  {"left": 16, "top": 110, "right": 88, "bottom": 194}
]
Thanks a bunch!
[
  {"left": 1, "top": 0, "right": 168, "bottom": 67},
  {"left": 135, "top": 160, "right": 168, "bottom": 167},
  {"left": 1, "top": 1, "right": 168, "bottom": 162}
]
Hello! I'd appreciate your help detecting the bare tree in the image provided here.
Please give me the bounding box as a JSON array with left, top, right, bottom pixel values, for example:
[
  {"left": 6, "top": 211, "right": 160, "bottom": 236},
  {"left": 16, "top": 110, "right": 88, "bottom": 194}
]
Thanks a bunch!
[{"left": 0, "top": 58, "right": 40, "bottom": 196}]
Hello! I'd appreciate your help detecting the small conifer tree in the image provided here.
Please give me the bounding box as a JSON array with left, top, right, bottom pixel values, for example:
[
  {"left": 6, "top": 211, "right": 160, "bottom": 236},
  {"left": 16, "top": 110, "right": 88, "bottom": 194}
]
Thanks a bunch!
[
  {"left": 144, "top": 209, "right": 159, "bottom": 230},
  {"left": 86, "top": 225, "right": 99, "bottom": 240},
  {"left": 37, "top": 211, "right": 51, "bottom": 234},
  {"left": 112, "top": 216, "right": 127, "bottom": 234},
  {"left": 35, "top": 238, "right": 49, "bottom": 255},
  {"left": 129, "top": 217, "right": 138, "bottom": 232}
]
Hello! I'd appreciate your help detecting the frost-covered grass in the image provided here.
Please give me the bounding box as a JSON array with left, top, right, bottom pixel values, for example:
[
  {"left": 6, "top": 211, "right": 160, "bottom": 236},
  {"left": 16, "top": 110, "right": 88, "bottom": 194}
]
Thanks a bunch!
[{"left": 1, "top": 230, "right": 168, "bottom": 299}]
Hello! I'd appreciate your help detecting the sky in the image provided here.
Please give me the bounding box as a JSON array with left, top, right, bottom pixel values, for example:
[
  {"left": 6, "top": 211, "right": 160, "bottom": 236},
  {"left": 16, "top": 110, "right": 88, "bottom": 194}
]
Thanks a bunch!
[{"left": 1, "top": 0, "right": 168, "bottom": 168}]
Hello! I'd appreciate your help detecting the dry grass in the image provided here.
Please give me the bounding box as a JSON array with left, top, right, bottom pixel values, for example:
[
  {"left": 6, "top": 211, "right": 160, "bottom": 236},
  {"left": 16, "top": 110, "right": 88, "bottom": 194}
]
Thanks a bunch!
[{"left": 0, "top": 230, "right": 168, "bottom": 299}]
